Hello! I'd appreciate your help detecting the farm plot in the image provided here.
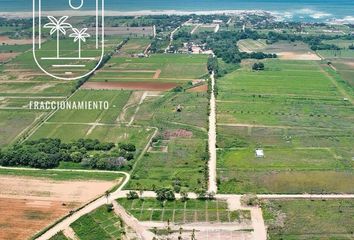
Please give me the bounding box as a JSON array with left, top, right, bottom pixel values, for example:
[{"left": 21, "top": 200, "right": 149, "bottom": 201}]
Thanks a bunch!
[
  {"left": 0, "top": 174, "right": 121, "bottom": 240},
  {"left": 47, "top": 90, "right": 131, "bottom": 124},
  {"left": 216, "top": 59, "right": 354, "bottom": 194},
  {"left": 126, "top": 90, "right": 209, "bottom": 190},
  {"left": 118, "top": 38, "right": 152, "bottom": 55},
  {"left": 118, "top": 198, "right": 251, "bottom": 224},
  {"left": 49, "top": 232, "right": 68, "bottom": 240},
  {"left": 29, "top": 91, "right": 153, "bottom": 144},
  {"left": 89, "top": 27, "right": 154, "bottom": 37},
  {"left": 317, "top": 49, "right": 354, "bottom": 59},
  {"left": 237, "top": 40, "right": 320, "bottom": 60},
  {"left": 87, "top": 54, "right": 208, "bottom": 90},
  {"left": 127, "top": 138, "right": 207, "bottom": 191},
  {"left": 70, "top": 206, "right": 124, "bottom": 240},
  {"left": 262, "top": 199, "right": 354, "bottom": 240},
  {"left": 331, "top": 59, "right": 354, "bottom": 86},
  {"left": 0, "top": 109, "right": 44, "bottom": 147},
  {"left": 135, "top": 91, "right": 209, "bottom": 129}
]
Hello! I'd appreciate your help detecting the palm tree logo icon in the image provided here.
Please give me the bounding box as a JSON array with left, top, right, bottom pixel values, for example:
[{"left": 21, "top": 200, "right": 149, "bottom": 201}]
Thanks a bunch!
[
  {"left": 44, "top": 16, "right": 72, "bottom": 59},
  {"left": 32, "top": 0, "right": 105, "bottom": 80},
  {"left": 69, "top": 28, "right": 91, "bottom": 59}
]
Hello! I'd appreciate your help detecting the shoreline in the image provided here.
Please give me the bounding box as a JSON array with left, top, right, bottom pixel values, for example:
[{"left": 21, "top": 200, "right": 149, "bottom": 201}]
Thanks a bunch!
[
  {"left": 0, "top": 9, "right": 351, "bottom": 24},
  {"left": 0, "top": 9, "right": 270, "bottom": 18}
]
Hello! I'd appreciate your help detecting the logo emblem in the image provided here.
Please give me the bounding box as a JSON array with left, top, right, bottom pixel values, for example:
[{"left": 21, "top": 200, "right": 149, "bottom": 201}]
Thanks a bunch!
[{"left": 33, "top": 0, "right": 104, "bottom": 80}]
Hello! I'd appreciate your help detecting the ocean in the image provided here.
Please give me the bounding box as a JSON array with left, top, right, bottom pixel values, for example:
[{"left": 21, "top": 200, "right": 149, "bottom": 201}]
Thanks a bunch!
[{"left": 0, "top": 0, "right": 353, "bottom": 23}]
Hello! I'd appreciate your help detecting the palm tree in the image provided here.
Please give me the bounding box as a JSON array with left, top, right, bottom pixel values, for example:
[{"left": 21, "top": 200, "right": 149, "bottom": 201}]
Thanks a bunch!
[
  {"left": 104, "top": 190, "right": 110, "bottom": 204},
  {"left": 44, "top": 16, "right": 72, "bottom": 58},
  {"left": 69, "top": 28, "right": 90, "bottom": 59}
]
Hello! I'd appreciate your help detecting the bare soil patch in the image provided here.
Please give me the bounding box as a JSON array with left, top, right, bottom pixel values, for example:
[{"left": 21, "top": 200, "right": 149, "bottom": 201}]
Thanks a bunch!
[
  {"left": 0, "top": 52, "right": 19, "bottom": 62},
  {"left": 343, "top": 61, "right": 354, "bottom": 67},
  {"left": 0, "top": 175, "right": 119, "bottom": 240},
  {"left": 278, "top": 51, "right": 321, "bottom": 60},
  {"left": 163, "top": 129, "right": 193, "bottom": 139},
  {"left": 187, "top": 84, "right": 208, "bottom": 92},
  {"left": 82, "top": 81, "right": 179, "bottom": 91},
  {"left": 0, "top": 36, "right": 33, "bottom": 45},
  {"left": 153, "top": 69, "right": 161, "bottom": 79},
  {"left": 0, "top": 198, "right": 78, "bottom": 240},
  {"left": 0, "top": 176, "right": 117, "bottom": 202}
]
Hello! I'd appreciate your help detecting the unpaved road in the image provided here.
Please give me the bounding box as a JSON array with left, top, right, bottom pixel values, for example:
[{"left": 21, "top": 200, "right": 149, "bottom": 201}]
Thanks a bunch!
[
  {"left": 33, "top": 171, "right": 130, "bottom": 240},
  {"left": 208, "top": 71, "right": 217, "bottom": 193}
]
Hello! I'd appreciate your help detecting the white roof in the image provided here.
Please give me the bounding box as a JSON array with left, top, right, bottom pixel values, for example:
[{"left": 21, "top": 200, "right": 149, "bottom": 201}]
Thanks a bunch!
[{"left": 256, "top": 149, "right": 264, "bottom": 157}]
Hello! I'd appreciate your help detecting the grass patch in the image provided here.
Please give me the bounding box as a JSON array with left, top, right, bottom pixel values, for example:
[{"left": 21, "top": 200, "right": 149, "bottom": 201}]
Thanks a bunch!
[{"left": 262, "top": 199, "right": 354, "bottom": 240}]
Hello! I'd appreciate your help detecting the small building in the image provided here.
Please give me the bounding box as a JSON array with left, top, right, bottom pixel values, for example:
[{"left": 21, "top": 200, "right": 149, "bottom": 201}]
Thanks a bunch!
[
  {"left": 213, "top": 20, "right": 223, "bottom": 24},
  {"left": 176, "top": 104, "right": 183, "bottom": 112},
  {"left": 255, "top": 149, "right": 264, "bottom": 158}
]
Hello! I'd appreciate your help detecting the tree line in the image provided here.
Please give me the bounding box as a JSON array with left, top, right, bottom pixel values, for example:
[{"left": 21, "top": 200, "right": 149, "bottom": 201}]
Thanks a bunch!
[{"left": 0, "top": 138, "right": 136, "bottom": 170}]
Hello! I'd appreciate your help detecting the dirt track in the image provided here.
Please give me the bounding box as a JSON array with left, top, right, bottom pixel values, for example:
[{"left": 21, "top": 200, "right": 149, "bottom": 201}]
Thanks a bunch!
[{"left": 81, "top": 81, "right": 178, "bottom": 91}]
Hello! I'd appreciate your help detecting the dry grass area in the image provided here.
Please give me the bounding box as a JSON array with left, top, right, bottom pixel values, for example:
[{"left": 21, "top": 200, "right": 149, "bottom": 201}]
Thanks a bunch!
[
  {"left": 0, "top": 175, "right": 119, "bottom": 240},
  {"left": 238, "top": 39, "right": 321, "bottom": 60},
  {"left": 187, "top": 84, "right": 208, "bottom": 92},
  {"left": 0, "top": 52, "right": 20, "bottom": 62},
  {"left": 277, "top": 51, "right": 321, "bottom": 60},
  {"left": 0, "top": 36, "right": 33, "bottom": 45},
  {"left": 0, "top": 198, "right": 77, "bottom": 240},
  {"left": 81, "top": 81, "right": 178, "bottom": 91}
]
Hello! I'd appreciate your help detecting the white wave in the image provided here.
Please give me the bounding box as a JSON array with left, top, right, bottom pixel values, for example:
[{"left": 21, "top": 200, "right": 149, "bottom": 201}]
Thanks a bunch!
[{"left": 270, "top": 8, "right": 332, "bottom": 21}]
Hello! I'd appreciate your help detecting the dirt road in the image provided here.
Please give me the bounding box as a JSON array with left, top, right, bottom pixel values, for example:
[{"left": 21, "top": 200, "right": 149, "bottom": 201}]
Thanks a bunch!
[{"left": 208, "top": 71, "right": 217, "bottom": 193}]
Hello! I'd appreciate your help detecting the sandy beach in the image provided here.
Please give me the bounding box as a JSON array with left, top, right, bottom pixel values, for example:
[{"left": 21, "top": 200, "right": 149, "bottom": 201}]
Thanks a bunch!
[{"left": 0, "top": 9, "right": 269, "bottom": 18}]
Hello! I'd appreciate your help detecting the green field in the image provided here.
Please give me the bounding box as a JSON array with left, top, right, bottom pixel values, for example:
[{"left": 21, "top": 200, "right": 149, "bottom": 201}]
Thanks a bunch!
[
  {"left": 47, "top": 90, "right": 131, "bottom": 124},
  {"left": 262, "top": 199, "right": 354, "bottom": 240},
  {"left": 216, "top": 59, "right": 354, "bottom": 194},
  {"left": 117, "top": 198, "right": 251, "bottom": 224},
  {"left": 119, "top": 38, "right": 151, "bottom": 54},
  {"left": 0, "top": 109, "right": 44, "bottom": 147},
  {"left": 331, "top": 60, "right": 354, "bottom": 87},
  {"left": 127, "top": 91, "right": 209, "bottom": 191},
  {"left": 318, "top": 49, "right": 354, "bottom": 59},
  {"left": 49, "top": 232, "right": 68, "bottom": 240},
  {"left": 90, "top": 54, "right": 208, "bottom": 83},
  {"left": 71, "top": 206, "right": 124, "bottom": 240},
  {"left": 0, "top": 168, "right": 124, "bottom": 181}
]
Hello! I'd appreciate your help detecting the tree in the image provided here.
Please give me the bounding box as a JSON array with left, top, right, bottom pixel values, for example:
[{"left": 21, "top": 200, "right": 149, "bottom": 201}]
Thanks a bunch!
[
  {"left": 206, "top": 191, "right": 216, "bottom": 200},
  {"left": 70, "top": 151, "right": 83, "bottom": 163},
  {"left": 196, "top": 188, "right": 207, "bottom": 200},
  {"left": 126, "top": 191, "right": 139, "bottom": 200},
  {"left": 69, "top": 28, "right": 91, "bottom": 58},
  {"left": 252, "top": 62, "right": 265, "bottom": 71},
  {"left": 180, "top": 189, "right": 189, "bottom": 202},
  {"left": 241, "top": 194, "right": 260, "bottom": 206},
  {"left": 43, "top": 16, "right": 72, "bottom": 58},
  {"left": 191, "top": 228, "right": 196, "bottom": 240},
  {"left": 155, "top": 188, "right": 175, "bottom": 201},
  {"left": 105, "top": 191, "right": 110, "bottom": 204}
]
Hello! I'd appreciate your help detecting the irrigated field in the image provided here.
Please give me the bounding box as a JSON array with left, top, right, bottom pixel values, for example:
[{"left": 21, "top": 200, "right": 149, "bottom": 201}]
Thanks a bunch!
[
  {"left": 117, "top": 198, "right": 251, "bottom": 224},
  {"left": 262, "top": 199, "right": 354, "bottom": 240},
  {"left": 86, "top": 54, "right": 208, "bottom": 90},
  {"left": 70, "top": 206, "right": 125, "bottom": 240},
  {"left": 217, "top": 59, "right": 354, "bottom": 194}
]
